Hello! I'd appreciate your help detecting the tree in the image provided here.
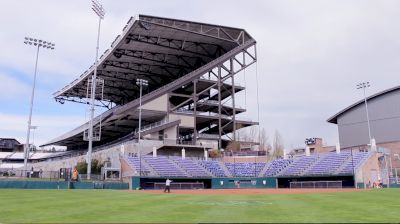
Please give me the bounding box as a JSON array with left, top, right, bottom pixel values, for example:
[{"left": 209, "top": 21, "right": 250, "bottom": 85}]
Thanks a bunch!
[
  {"left": 75, "top": 159, "right": 103, "bottom": 174},
  {"left": 259, "top": 127, "right": 272, "bottom": 155},
  {"left": 208, "top": 149, "right": 223, "bottom": 158},
  {"left": 272, "top": 130, "right": 284, "bottom": 159},
  {"left": 226, "top": 141, "right": 241, "bottom": 152}
]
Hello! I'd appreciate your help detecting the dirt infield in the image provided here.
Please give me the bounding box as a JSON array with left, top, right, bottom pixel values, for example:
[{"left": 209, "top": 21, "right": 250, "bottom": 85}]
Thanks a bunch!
[{"left": 142, "top": 188, "right": 363, "bottom": 195}]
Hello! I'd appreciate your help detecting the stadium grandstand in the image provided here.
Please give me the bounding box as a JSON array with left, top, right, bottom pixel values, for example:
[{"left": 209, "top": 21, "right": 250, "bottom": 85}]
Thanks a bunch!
[
  {"left": 42, "top": 14, "right": 258, "bottom": 153},
  {"left": 5, "top": 15, "right": 388, "bottom": 190}
]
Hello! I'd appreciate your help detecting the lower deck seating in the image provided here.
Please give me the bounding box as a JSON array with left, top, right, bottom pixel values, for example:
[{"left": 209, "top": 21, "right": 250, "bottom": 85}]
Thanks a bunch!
[
  {"left": 171, "top": 157, "right": 211, "bottom": 177},
  {"left": 198, "top": 160, "right": 228, "bottom": 177},
  {"left": 262, "top": 159, "right": 292, "bottom": 176},
  {"left": 305, "top": 152, "right": 351, "bottom": 176},
  {"left": 280, "top": 155, "right": 320, "bottom": 176},
  {"left": 338, "top": 152, "right": 370, "bottom": 174},
  {"left": 143, "top": 156, "right": 187, "bottom": 177},
  {"left": 124, "top": 151, "right": 373, "bottom": 178},
  {"left": 225, "top": 163, "right": 266, "bottom": 177}
]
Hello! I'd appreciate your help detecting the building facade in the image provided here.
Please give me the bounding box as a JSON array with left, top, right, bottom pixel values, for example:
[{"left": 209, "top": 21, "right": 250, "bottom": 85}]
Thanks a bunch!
[{"left": 328, "top": 86, "right": 400, "bottom": 182}]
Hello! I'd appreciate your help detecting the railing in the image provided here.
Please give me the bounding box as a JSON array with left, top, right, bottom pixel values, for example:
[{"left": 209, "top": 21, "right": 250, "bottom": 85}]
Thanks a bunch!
[
  {"left": 0, "top": 169, "right": 62, "bottom": 180},
  {"left": 197, "top": 99, "right": 244, "bottom": 109},
  {"left": 224, "top": 151, "right": 267, "bottom": 157},
  {"left": 197, "top": 133, "right": 219, "bottom": 140}
]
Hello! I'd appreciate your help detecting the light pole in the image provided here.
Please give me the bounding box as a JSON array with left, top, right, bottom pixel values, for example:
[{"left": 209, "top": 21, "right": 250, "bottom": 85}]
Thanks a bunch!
[
  {"left": 23, "top": 37, "right": 55, "bottom": 173},
  {"left": 87, "top": 0, "right": 105, "bottom": 180},
  {"left": 356, "top": 82, "right": 372, "bottom": 146},
  {"left": 136, "top": 79, "right": 148, "bottom": 178},
  {"left": 30, "top": 126, "right": 38, "bottom": 151}
]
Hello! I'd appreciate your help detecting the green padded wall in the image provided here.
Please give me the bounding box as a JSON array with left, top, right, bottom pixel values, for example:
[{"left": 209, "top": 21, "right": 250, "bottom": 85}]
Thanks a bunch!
[
  {"left": 211, "top": 177, "right": 277, "bottom": 189},
  {"left": 0, "top": 180, "right": 128, "bottom": 190}
]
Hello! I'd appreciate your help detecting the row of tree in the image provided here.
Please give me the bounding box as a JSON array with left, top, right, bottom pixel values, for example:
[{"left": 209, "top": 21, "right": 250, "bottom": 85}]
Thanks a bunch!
[
  {"left": 75, "top": 159, "right": 103, "bottom": 174},
  {"left": 226, "top": 127, "right": 284, "bottom": 160}
]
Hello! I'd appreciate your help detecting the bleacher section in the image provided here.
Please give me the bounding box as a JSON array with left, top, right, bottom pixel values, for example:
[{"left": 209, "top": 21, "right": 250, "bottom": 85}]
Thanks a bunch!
[
  {"left": 126, "top": 157, "right": 151, "bottom": 174},
  {"left": 124, "top": 151, "right": 373, "bottom": 178},
  {"left": 262, "top": 159, "right": 292, "bottom": 177},
  {"left": 198, "top": 160, "right": 229, "bottom": 177},
  {"left": 225, "top": 163, "right": 266, "bottom": 177},
  {"left": 280, "top": 154, "right": 321, "bottom": 176},
  {"left": 171, "top": 157, "right": 211, "bottom": 177},
  {"left": 337, "top": 151, "right": 370, "bottom": 174},
  {"left": 143, "top": 156, "right": 187, "bottom": 177},
  {"left": 305, "top": 151, "right": 351, "bottom": 176}
]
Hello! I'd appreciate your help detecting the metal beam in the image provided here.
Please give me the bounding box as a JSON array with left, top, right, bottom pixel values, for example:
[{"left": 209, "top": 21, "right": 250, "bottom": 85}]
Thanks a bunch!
[
  {"left": 113, "top": 49, "right": 206, "bottom": 69},
  {"left": 125, "top": 33, "right": 222, "bottom": 58}
]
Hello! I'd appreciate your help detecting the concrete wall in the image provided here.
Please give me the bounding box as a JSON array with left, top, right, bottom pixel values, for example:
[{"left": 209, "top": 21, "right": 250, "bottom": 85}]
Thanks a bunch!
[
  {"left": 169, "top": 114, "right": 194, "bottom": 128},
  {"left": 164, "top": 126, "right": 177, "bottom": 142},
  {"left": 197, "top": 139, "right": 218, "bottom": 149},
  {"left": 357, "top": 153, "right": 381, "bottom": 187},
  {"left": 377, "top": 142, "right": 400, "bottom": 170},
  {"left": 142, "top": 94, "right": 168, "bottom": 112},
  {"left": 337, "top": 89, "right": 400, "bottom": 148},
  {"left": 29, "top": 140, "right": 163, "bottom": 175}
]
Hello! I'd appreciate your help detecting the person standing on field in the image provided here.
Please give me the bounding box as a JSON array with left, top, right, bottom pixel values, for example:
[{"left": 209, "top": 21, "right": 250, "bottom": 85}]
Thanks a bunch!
[{"left": 164, "top": 178, "right": 172, "bottom": 193}]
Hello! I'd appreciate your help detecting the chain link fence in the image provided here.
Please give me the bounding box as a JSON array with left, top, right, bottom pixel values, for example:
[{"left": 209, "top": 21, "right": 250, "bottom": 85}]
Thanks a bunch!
[{"left": 290, "top": 181, "right": 343, "bottom": 189}]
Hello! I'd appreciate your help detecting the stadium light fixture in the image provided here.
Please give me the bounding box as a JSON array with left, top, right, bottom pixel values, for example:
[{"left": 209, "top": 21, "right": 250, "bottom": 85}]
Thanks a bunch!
[
  {"left": 356, "top": 82, "right": 372, "bottom": 146},
  {"left": 23, "top": 37, "right": 55, "bottom": 173},
  {"left": 92, "top": 0, "right": 105, "bottom": 19},
  {"left": 136, "top": 78, "right": 148, "bottom": 178},
  {"left": 87, "top": 0, "right": 105, "bottom": 180}
]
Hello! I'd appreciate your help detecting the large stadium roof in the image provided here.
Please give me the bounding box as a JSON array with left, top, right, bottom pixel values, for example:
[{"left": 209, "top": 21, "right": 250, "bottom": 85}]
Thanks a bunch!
[
  {"left": 44, "top": 15, "right": 257, "bottom": 147},
  {"left": 55, "top": 14, "right": 254, "bottom": 106}
]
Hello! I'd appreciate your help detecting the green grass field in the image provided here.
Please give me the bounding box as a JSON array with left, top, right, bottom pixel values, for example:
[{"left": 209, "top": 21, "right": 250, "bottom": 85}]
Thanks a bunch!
[{"left": 0, "top": 189, "right": 399, "bottom": 223}]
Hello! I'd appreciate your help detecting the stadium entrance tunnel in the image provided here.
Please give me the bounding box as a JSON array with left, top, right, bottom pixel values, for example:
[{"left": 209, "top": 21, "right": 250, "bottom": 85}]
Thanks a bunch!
[{"left": 277, "top": 176, "right": 355, "bottom": 188}]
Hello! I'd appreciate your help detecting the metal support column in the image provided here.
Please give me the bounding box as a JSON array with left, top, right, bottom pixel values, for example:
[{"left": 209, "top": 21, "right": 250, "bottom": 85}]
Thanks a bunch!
[
  {"left": 230, "top": 58, "right": 236, "bottom": 141},
  {"left": 193, "top": 80, "right": 197, "bottom": 144},
  {"left": 218, "top": 66, "right": 222, "bottom": 150}
]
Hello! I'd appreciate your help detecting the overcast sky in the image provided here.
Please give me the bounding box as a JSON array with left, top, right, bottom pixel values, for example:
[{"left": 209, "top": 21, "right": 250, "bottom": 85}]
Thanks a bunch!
[{"left": 1, "top": 0, "right": 400, "bottom": 149}]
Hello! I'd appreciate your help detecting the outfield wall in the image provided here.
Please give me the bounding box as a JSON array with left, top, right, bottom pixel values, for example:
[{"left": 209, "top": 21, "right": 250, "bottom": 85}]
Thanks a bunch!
[
  {"left": 277, "top": 176, "right": 355, "bottom": 188},
  {"left": 0, "top": 180, "right": 128, "bottom": 190},
  {"left": 211, "top": 177, "right": 277, "bottom": 189},
  {"left": 130, "top": 176, "right": 277, "bottom": 190}
]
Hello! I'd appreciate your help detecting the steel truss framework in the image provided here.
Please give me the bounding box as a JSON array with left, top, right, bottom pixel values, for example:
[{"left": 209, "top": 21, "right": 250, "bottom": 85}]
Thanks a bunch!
[
  {"left": 168, "top": 45, "right": 257, "bottom": 148},
  {"left": 44, "top": 15, "right": 258, "bottom": 148}
]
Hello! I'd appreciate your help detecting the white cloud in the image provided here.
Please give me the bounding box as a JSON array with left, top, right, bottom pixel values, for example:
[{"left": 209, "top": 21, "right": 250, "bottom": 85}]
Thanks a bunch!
[
  {"left": 0, "top": 73, "right": 29, "bottom": 100},
  {"left": 0, "top": 113, "right": 85, "bottom": 146}
]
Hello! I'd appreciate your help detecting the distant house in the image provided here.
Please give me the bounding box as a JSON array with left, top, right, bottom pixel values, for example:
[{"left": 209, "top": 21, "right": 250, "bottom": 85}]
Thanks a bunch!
[
  {"left": 0, "top": 138, "right": 22, "bottom": 152},
  {"left": 289, "top": 138, "right": 335, "bottom": 157}
]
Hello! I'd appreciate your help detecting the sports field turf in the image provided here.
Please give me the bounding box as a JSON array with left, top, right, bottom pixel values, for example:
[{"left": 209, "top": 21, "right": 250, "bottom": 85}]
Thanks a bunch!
[{"left": 0, "top": 189, "right": 398, "bottom": 223}]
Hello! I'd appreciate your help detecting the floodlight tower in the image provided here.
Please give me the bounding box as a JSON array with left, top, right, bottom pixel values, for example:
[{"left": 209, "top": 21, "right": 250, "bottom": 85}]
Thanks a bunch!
[
  {"left": 87, "top": 0, "right": 105, "bottom": 180},
  {"left": 356, "top": 82, "right": 372, "bottom": 145},
  {"left": 23, "top": 37, "right": 55, "bottom": 173},
  {"left": 136, "top": 78, "right": 148, "bottom": 177}
]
